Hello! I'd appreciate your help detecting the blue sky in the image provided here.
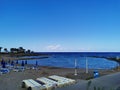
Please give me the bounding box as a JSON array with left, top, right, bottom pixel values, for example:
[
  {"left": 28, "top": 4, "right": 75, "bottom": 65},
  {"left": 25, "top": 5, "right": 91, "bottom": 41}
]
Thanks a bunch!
[{"left": 0, "top": 0, "right": 120, "bottom": 52}]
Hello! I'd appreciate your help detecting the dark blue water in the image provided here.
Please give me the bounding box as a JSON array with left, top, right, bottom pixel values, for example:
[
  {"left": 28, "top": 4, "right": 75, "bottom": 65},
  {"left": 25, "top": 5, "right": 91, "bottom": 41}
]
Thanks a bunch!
[{"left": 18, "top": 52, "right": 120, "bottom": 69}]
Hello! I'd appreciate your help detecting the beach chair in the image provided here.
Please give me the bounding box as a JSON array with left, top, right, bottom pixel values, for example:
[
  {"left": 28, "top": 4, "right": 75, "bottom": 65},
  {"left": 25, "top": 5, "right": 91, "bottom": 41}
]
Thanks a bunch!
[{"left": 22, "top": 79, "right": 46, "bottom": 90}]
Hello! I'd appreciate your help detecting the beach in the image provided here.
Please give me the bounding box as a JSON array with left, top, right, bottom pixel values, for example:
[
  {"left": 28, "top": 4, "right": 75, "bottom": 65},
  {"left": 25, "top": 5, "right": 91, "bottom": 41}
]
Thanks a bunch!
[
  {"left": 0, "top": 65, "right": 120, "bottom": 90},
  {"left": 0, "top": 53, "right": 120, "bottom": 90}
]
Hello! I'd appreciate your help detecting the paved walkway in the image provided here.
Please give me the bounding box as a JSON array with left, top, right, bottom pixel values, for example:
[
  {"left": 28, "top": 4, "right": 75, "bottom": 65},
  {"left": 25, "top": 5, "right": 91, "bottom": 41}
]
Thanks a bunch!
[{"left": 55, "top": 72, "right": 120, "bottom": 90}]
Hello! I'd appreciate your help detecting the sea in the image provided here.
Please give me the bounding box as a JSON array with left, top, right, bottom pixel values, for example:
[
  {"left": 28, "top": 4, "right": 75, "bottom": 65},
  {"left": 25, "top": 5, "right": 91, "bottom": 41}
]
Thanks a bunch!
[{"left": 18, "top": 52, "right": 120, "bottom": 70}]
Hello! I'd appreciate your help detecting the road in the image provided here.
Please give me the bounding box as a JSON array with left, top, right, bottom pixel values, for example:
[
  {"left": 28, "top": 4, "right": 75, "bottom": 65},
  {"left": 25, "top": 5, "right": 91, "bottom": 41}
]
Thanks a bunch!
[{"left": 55, "top": 72, "right": 120, "bottom": 90}]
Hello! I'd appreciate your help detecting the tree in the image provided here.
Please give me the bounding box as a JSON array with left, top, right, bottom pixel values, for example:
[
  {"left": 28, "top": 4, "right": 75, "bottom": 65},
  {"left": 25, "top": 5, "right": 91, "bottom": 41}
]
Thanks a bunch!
[
  {"left": 10, "top": 48, "right": 19, "bottom": 53},
  {"left": 0, "top": 47, "right": 2, "bottom": 53},
  {"left": 19, "top": 47, "right": 23, "bottom": 50},
  {"left": 26, "top": 49, "right": 31, "bottom": 53},
  {"left": 18, "top": 47, "right": 25, "bottom": 53},
  {"left": 4, "top": 48, "right": 8, "bottom": 53},
  {"left": 31, "top": 51, "right": 34, "bottom": 53}
]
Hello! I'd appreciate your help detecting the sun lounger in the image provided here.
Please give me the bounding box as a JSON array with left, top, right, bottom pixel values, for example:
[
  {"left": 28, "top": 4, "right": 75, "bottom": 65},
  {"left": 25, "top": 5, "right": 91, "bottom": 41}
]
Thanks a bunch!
[
  {"left": 48, "top": 75, "right": 76, "bottom": 86},
  {"left": 13, "top": 66, "right": 24, "bottom": 72},
  {"left": 21, "top": 76, "right": 75, "bottom": 90},
  {"left": 51, "top": 75, "right": 76, "bottom": 84},
  {"left": 37, "top": 77, "right": 58, "bottom": 86},
  {"left": 48, "top": 76, "right": 68, "bottom": 87},
  {"left": 0, "top": 68, "right": 10, "bottom": 74},
  {"left": 22, "top": 79, "right": 46, "bottom": 90},
  {"left": 36, "top": 77, "right": 57, "bottom": 90}
]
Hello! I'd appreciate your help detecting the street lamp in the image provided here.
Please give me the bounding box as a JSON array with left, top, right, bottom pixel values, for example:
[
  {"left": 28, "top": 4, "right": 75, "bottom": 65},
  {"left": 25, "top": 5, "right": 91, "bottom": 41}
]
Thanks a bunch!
[{"left": 74, "top": 59, "right": 78, "bottom": 76}]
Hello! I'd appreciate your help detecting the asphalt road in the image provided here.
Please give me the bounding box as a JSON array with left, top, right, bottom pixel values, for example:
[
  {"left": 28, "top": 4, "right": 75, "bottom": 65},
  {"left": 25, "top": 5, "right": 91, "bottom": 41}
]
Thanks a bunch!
[{"left": 55, "top": 72, "right": 120, "bottom": 90}]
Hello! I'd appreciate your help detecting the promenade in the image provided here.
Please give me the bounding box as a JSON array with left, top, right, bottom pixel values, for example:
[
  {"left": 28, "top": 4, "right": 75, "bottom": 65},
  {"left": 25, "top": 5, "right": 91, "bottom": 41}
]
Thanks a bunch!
[{"left": 55, "top": 72, "right": 120, "bottom": 90}]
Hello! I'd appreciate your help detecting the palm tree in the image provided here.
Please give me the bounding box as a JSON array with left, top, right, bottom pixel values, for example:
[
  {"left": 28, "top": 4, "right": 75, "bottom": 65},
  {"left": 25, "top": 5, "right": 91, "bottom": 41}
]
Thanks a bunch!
[{"left": 0, "top": 47, "right": 2, "bottom": 53}]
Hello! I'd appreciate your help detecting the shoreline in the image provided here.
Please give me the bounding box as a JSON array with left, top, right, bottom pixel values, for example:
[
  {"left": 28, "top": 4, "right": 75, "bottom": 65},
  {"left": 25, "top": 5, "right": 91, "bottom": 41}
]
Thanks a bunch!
[
  {"left": 1, "top": 52, "right": 120, "bottom": 77},
  {"left": 90, "top": 56, "right": 120, "bottom": 63},
  {"left": 0, "top": 53, "right": 120, "bottom": 89},
  {"left": 0, "top": 53, "right": 119, "bottom": 70},
  {"left": 0, "top": 53, "right": 49, "bottom": 61},
  {"left": 0, "top": 65, "right": 120, "bottom": 90},
  {"left": 1, "top": 52, "right": 120, "bottom": 62}
]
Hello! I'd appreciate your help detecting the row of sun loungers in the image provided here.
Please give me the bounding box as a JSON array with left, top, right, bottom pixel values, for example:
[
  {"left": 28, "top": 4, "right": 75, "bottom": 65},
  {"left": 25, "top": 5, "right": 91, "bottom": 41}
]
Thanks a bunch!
[
  {"left": 36, "top": 77, "right": 57, "bottom": 90},
  {"left": 48, "top": 75, "right": 76, "bottom": 86},
  {"left": 22, "top": 79, "right": 46, "bottom": 90},
  {"left": 22, "top": 75, "right": 76, "bottom": 90}
]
